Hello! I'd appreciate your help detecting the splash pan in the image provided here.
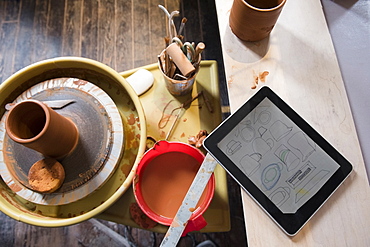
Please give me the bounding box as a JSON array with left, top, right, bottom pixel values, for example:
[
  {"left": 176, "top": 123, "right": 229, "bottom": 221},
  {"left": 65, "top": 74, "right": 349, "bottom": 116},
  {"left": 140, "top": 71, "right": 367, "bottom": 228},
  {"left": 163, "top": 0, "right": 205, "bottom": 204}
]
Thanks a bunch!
[
  {"left": 0, "top": 57, "right": 146, "bottom": 227},
  {"left": 1, "top": 79, "right": 124, "bottom": 205}
]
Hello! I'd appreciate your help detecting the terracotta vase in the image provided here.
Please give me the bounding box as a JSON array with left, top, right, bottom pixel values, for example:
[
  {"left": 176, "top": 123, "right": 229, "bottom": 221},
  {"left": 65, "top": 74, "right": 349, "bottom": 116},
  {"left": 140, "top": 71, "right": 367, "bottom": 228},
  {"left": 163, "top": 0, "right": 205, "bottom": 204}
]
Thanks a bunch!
[
  {"left": 229, "top": 0, "right": 286, "bottom": 42},
  {"left": 5, "top": 99, "right": 79, "bottom": 158}
]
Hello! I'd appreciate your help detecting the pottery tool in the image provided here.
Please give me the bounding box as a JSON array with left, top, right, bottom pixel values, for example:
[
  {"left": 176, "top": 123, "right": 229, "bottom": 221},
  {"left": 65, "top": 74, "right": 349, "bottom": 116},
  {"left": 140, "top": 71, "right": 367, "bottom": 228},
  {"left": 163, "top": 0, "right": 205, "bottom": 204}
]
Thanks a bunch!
[
  {"left": 170, "top": 37, "right": 195, "bottom": 63},
  {"left": 158, "top": 5, "right": 205, "bottom": 81},
  {"left": 171, "top": 37, "right": 184, "bottom": 49},
  {"left": 178, "top": 17, "right": 187, "bottom": 36},
  {"left": 173, "top": 74, "right": 188, "bottom": 80},
  {"left": 194, "top": 42, "right": 205, "bottom": 62},
  {"left": 165, "top": 43, "right": 195, "bottom": 77},
  {"left": 168, "top": 10, "right": 179, "bottom": 39},
  {"left": 160, "top": 92, "right": 203, "bottom": 140},
  {"left": 165, "top": 106, "right": 182, "bottom": 141},
  {"left": 158, "top": 5, "right": 179, "bottom": 40},
  {"left": 160, "top": 153, "right": 218, "bottom": 246},
  {"left": 183, "top": 42, "right": 196, "bottom": 62},
  {"left": 5, "top": 99, "right": 75, "bottom": 111}
]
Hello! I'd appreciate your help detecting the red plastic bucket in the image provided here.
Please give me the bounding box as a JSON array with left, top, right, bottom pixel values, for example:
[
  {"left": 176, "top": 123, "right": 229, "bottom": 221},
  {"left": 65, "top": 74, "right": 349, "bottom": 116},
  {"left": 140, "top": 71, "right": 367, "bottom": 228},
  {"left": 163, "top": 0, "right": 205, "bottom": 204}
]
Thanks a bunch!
[{"left": 133, "top": 140, "right": 215, "bottom": 235}]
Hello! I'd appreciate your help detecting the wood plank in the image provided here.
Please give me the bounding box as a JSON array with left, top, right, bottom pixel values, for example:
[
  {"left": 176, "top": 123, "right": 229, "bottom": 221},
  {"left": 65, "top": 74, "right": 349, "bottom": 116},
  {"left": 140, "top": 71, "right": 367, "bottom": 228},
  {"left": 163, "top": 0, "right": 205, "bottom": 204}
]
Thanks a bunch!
[
  {"left": 14, "top": 0, "right": 36, "bottom": 72},
  {"left": 97, "top": 0, "right": 116, "bottom": 68},
  {"left": 181, "top": 0, "right": 202, "bottom": 44},
  {"left": 164, "top": 0, "right": 181, "bottom": 43},
  {"left": 133, "top": 0, "right": 151, "bottom": 68},
  {"left": 0, "top": 1, "right": 5, "bottom": 22},
  {"left": 0, "top": 213, "right": 15, "bottom": 246},
  {"left": 148, "top": 0, "right": 166, "bottom": 65},
  {"left": 44, "top": 0, "right": 65, "bottom": 59},
  {"left": 62, "top": 0, "right": 82, "bottom": 56},
  {"left": 0, "top": 22, "right": 18, "bottom": 82},
  {"left": 3, "top": 0, "right": 21, "bottom": 22},
  {"left": 32, "top": 0, "right": 49, "bottom": 60},
  {"left": 115, "top": 0, "right": 134, "bottom": 71},
  {"left": 81, "top": 0, "right": 99, "bottom": 60},
  {"left": 13, "top": 222, "right": 72, "bottom": 246}
]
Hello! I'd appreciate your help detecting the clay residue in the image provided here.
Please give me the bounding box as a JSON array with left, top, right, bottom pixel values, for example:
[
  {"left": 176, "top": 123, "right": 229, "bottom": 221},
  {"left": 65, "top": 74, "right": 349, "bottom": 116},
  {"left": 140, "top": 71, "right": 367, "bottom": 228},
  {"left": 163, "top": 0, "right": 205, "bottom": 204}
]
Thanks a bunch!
[
  {"left": 228, "top": 75, "right": 234, "bottom": 85},
  {"left": 129, "top": 202, "right": 157, "bottom": 229},
  {"left": 9, "top": 183, "right": 22, "bottom": 193},
  {"left": 133, "top": 174, "right": 139, "bottom": 185},
  {"left": 160, "top": 130, "right": 166, "bottom": 139},
  {"left": 259, "top": 71, "right": 269, "bottom": 82},
  {"left": 171, "top": 219, "right": 181, "bottom": 227},
  {"left": 127, "top": 113, "right": 136, "bottom": 125},
  {"left": 72, "top": 78, "right": 88, "bottom": 86},
  {"left": 126, "top": 130, "right": 135, "bottom": 145},
  {"left": 252, "top": 75, "right": 259, "bottom": 89},
  {"left": 251, "top": 70, "right": 269, "bottom": 89},
  {"left": 188, "top": 130, "right": 208, "bottom": 148}
]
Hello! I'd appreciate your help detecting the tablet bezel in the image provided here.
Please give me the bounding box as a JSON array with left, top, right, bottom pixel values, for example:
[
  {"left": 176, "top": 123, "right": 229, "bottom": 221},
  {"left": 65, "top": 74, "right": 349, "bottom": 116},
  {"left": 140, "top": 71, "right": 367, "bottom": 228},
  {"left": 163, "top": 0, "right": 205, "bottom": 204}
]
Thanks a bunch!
[{"left": 203, "top": 86, "right": 353, "bottom": 236}]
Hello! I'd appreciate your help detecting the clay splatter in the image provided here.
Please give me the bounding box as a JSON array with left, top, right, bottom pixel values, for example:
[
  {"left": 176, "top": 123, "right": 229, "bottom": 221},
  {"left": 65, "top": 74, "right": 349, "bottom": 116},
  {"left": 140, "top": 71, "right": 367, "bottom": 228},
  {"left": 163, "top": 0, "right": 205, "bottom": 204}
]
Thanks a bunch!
[
  {"left": 251, "top": 70, "right": 270, "bottom": 89},
  {"left": 259, "top": 71, "right": 269, "bottom": 82},
  {"left": 127, "top": 114, "right": 136, "bottom": 125}
]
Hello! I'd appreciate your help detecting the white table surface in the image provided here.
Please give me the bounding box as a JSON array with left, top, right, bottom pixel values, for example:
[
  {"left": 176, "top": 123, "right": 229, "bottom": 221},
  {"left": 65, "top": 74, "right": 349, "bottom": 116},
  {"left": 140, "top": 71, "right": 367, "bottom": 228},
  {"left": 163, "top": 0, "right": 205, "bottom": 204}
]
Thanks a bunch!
[{"left": 214, "top": 0, "right": 370, "bottom": 245}]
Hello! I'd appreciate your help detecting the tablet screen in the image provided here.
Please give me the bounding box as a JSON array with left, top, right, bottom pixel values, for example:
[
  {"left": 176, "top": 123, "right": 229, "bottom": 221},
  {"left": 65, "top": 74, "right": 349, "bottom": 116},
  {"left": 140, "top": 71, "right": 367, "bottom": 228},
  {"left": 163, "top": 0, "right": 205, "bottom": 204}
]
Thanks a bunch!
[
  {"left": 203, "top": 86, "right": 352, "bottom": 235},
  {"left": 217, "top": 97, "right": 339, "bottom": 214}
]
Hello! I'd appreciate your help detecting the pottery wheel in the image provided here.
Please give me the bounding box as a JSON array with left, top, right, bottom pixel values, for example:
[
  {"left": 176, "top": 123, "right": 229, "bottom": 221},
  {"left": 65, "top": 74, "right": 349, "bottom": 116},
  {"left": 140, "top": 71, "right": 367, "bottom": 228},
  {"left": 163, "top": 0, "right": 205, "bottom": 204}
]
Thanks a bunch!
[{"left": 0, "top": 78, "right": 124, "bottom": 205}]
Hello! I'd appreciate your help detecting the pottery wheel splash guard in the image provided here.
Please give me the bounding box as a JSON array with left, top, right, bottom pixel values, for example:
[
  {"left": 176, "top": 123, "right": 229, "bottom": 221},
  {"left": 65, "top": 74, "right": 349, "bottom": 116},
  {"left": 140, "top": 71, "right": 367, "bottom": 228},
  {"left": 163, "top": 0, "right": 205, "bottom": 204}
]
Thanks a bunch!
[{"left": 0, "top": 78, "right": 124, "bottom": 205}]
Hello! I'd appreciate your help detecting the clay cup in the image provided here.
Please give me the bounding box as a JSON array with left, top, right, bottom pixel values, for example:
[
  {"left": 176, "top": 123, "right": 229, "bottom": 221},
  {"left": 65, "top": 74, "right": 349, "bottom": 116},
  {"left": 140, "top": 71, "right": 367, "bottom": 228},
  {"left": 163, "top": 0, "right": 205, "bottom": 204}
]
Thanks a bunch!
[
  {"left": 229, "top": 0, "right": 286, "bottom": 42},
  {"left": 5, "top": 99, "right": 79, "bottom": 158}
]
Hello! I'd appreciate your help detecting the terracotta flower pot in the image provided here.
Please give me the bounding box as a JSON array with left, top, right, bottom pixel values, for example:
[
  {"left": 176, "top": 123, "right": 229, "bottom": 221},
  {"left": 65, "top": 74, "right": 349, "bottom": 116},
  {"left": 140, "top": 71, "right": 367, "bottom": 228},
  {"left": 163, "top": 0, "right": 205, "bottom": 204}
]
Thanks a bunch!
[
  {"left": 5, "top": 99, "right": 79, "bottom": 158},
  {"left": 229, "top": 0, "right": 286, "bottom": 42}
]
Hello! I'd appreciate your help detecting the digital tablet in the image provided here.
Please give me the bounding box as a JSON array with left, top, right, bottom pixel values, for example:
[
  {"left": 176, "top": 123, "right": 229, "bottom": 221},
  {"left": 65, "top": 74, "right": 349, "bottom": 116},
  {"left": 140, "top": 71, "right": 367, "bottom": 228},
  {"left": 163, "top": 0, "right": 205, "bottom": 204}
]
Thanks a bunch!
[{"left": 203, "top": 86, "right": 353, "bottom": 236}]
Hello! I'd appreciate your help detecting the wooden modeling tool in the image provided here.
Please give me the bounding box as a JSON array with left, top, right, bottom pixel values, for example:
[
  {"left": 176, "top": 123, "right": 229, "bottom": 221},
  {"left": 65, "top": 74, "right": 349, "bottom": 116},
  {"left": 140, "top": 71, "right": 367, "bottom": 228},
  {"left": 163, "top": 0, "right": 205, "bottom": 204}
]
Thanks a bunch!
[
  {"left": 165, "top": 43, "right": 195, "bottom": 77},
  {"left": 195, "top": 42, "right": 206, "bottom": 62}
]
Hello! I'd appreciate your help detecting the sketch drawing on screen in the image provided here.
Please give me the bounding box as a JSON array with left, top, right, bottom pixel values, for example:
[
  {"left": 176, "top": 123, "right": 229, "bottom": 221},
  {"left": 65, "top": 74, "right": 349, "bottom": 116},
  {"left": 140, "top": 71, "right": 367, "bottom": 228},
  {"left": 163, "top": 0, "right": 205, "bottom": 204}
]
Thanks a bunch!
[
  {"left": 288, "top": 132, "right": 316, "bottom": 162},
  {"left": 274, "top": 144, "right": 300, "bottom": 171},
  {"left": 261, "top": 163, "right": 283, "bottom": 190},
  {"left": 295, "top": 169, "right": 330, "bottom": 203},
  {"left": 217, "top": 98, "right": 340, "bottom": 213}
]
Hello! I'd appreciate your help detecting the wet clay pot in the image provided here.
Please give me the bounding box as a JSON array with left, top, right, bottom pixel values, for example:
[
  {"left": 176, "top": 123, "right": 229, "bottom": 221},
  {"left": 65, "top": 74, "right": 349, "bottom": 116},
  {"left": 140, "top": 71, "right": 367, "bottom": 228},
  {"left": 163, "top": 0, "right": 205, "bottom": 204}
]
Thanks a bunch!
[
  {"left": 5, "top": 99, "right": 79, "bottom": 158},
  {"left": 229, "top": 0, "right": 286, "bottom": 42}
]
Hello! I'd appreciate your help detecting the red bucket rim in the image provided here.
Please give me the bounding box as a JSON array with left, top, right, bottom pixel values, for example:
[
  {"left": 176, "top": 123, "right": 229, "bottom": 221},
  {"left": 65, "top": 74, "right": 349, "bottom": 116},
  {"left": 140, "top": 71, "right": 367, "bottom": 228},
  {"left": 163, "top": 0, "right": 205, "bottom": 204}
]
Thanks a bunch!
[{"left": 133, "top": 140, "right": 215, "bottom": 225}]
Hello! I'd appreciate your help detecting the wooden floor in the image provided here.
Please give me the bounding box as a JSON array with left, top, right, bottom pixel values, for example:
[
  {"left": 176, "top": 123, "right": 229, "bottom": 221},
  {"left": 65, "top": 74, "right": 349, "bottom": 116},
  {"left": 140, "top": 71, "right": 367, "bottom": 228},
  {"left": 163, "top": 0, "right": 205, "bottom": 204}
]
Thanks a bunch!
[{"left": 0, "top": 0, "right": 247, "bottom": 246}]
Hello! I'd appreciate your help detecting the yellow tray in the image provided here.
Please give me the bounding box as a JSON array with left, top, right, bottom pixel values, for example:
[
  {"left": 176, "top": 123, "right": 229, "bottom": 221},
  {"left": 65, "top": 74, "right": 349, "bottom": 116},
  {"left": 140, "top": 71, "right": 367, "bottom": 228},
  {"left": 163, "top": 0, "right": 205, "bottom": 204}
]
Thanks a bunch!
[{"left": 97, "top": 60, "right": 231, "bottom": 233}]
